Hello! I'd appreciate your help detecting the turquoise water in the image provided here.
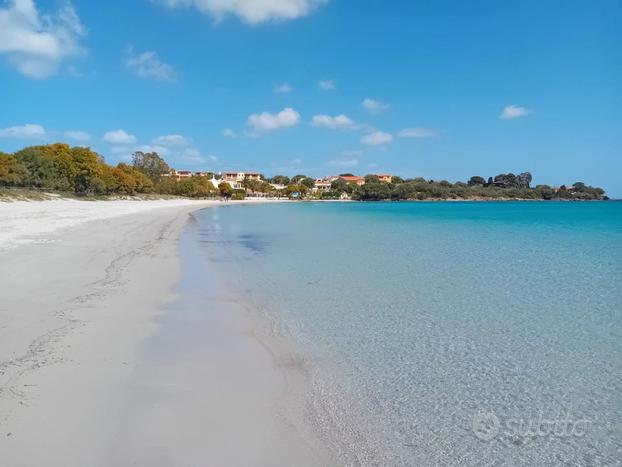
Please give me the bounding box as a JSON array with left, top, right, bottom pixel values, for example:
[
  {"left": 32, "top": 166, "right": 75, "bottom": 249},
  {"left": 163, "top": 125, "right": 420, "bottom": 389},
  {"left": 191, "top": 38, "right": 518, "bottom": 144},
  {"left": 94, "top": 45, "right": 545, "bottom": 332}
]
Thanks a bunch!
[{"left": 191, "top": 201, "right": 622, "bottom": 465}]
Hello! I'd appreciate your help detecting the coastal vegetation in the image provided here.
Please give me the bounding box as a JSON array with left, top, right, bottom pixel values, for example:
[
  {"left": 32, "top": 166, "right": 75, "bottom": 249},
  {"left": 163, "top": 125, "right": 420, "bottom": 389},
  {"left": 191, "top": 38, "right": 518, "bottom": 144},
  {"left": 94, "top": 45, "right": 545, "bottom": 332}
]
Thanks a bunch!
[
  {"left": 333, "top": 174, "right": 608, "bottom": 201},
  {"left": 0, "top": 143, "right": 609, "bottom": 201},
  {"left": 0, "top": 144, "right": 218, "bottom": 198}
]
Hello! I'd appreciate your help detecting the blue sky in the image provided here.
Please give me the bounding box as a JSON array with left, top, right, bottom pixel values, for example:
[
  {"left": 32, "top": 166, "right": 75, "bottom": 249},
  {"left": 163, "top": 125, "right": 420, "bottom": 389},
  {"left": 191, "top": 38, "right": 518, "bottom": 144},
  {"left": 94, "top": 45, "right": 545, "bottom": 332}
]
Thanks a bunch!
[{"left": 1, "top": 0, "right": 620, "bottom": 195}]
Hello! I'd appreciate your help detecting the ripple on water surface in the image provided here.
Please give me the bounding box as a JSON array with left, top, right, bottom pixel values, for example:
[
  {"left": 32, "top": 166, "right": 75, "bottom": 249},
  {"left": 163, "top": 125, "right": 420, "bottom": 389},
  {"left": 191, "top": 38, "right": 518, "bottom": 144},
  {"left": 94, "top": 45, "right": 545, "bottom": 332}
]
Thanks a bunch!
[{"left": 193, "top": 202, "right": 622, "bottom": 465}]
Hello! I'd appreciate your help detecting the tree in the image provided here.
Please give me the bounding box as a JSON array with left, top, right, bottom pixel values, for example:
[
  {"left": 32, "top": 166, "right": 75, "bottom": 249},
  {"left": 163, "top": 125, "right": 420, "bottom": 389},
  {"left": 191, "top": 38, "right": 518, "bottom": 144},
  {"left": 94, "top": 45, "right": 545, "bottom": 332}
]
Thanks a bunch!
[
  {"left": 468, "top": 176, "right": 486, "bottom": 186},
  {"left": 115, "top": 163, "right": 154, "bottom": 193},
  {"left": 0, "top": 154, "right": 29, "bottom": 186},
  {"left": 14, "top": 144, "right": 75, "bottom": 191},
  {"left": 364, "top": 174, "right": 380, "bottom": 184},
  {"left": 177, "top": 176, "right": 217, "bottom": 198},
  {"left": 286, "top": 183, "right": 308, "bottom": 198},
  {"left": 270, "top": 175, "right": 290, "bottom": 185},
  {"left": 331, "top": 178, "right": 350, "bottom": 193},
  {"left": 132, "top": 151, "right": 171, "bottom": 183},
  {"left": 299, "top": 177, "right": 315, "bottom": 189},
  {"left": 71, "top": 147, "right": 105, "bottom": 195},
  {"left": 354, "top": 181, "right": 391, "bottom": 200},
  {"left": 13, "top": 148, "right": 56, "bottom": 188},
  {"left": 291, "top": 174, "right": 311, "bottom": 185},
  {"left": 231, "top": 189, "right": 246, "bottom": 200},
  {"left": 219, "top": 182, "right": 233, "bottom": 198}
]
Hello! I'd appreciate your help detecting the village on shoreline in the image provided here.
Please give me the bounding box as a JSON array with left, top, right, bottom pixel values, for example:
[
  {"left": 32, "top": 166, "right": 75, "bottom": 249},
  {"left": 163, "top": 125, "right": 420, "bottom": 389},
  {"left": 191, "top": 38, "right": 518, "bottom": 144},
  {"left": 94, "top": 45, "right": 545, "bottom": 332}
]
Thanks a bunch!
[{"left": 0, "top": 144, "right": 609, "bottom": 201}]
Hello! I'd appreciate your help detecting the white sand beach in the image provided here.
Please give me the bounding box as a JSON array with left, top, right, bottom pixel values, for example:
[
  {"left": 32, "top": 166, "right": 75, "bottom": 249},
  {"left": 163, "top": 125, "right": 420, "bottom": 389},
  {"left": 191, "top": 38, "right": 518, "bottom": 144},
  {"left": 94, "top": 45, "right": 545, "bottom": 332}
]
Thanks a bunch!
[{"left": 0, "top": 199, "right": 326, "bottom": 467}]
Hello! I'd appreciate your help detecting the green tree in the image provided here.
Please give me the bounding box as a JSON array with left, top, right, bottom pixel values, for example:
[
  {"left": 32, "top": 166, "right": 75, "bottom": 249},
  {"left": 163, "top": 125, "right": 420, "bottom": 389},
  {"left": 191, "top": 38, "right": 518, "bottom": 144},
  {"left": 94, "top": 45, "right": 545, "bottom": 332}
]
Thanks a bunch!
[
  {"left": 299, "top": 177, "right": 315, "bottom": 189},
  {"left": 270, "top": 175, "right": 290, "bottom": 185},
  {"left": 231, "top": 189, "right": 246, "bottom": 200},
  {"left": 354, "top": 181, "right": 391, "bottom": 200},
  {"left": 13, "top": 148, "right": 57, "bottom": 188},
  {"left": 70, "top": 147, "right": 105, "bottom": 194},
  {"left": 132, "top": 151, "right": 171, "bottom": 183},
  {"left": 219, "top": 182, "right": 233, "bottom": 198},
  {"left": 0, "top": 154, "right": 29, "bottom": 186},
  {"left": 468, "top": 176, "right": 486, "bottom": 186}
]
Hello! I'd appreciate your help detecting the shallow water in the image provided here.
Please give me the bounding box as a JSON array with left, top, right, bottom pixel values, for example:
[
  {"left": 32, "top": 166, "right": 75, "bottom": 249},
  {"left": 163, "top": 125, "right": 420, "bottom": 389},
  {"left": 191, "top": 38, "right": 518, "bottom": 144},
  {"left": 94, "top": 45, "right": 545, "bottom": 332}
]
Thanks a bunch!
[{"left": 191, "top": 201, "right": 622, "bottom": 465}]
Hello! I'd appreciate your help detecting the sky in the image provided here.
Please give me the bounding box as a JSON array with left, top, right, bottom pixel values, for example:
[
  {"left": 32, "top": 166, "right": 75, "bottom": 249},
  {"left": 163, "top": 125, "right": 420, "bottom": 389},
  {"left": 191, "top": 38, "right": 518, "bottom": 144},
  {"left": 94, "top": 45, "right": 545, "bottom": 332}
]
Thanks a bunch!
[{"left": 1, "top": 0, "right": 621, "bottom": 195}]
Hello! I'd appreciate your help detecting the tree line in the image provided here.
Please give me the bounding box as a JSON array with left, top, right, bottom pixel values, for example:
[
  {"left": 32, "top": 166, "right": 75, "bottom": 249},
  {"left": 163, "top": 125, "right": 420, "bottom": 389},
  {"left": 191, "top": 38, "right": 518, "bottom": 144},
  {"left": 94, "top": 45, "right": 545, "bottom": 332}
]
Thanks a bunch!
[
  {"left": 0, "top": 144, "right": 229, "bottom": 198},
  {"left": 322, "top": 173, "right": 607, "bottom": 201},
  {"left": 0, "top": 143, "right": 608, "bottom": 200}
]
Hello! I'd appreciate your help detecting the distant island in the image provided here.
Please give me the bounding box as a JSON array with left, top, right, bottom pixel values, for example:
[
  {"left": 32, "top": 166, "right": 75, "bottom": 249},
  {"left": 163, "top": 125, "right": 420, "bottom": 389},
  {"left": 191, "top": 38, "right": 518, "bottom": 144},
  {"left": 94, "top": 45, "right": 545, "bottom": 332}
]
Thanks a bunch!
[{"left": 0, "top": 143, "right": 609, "bottom": 201}]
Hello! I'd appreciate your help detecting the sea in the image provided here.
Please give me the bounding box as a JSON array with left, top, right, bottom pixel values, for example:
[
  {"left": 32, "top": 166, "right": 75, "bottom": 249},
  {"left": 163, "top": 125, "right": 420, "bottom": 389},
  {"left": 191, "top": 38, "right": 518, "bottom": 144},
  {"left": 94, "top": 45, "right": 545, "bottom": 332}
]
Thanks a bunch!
[{"left": 184, "top": 201, "right": 622, "bottom": 466}]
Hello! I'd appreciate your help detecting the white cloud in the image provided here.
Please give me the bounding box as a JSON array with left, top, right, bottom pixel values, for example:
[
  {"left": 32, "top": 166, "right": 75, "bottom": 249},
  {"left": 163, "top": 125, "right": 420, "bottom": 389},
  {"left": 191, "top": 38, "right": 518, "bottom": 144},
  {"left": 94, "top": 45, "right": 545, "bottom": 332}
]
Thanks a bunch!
[
  {"left": 246, "top": 107, "right": 301, "bottom": 134},
  {"left": 318, "top": 79, "right": 336, "bottom": 90},
  {"left": 153, "top": 134, "right": 189, "bottom": 146},
  {"left": 158, "top": 0, "right": 327, "bottom": 24},
  {"left": 362, "top": 98, "right": 389, "bottom": 113},
  {"left": 398, "top": 127, "right": 436, "bottom": 138},
  {"left": 0, "top": 123, "right": 46, "bottom": 139},
  {"left": 65, "top": 130, "right": 90, "bottom": 141},
  {"left": 222, "top": 128, "right": 237, "bottom": 138},
  {"left": 103, "top": 129, "right": 137, "bottom": 144},
  {"left": 329, "top": 158, "right": 358, "bottom": 167},
  {"left": 500, "top": 105, "right": 532, "bottom": 120},
  {"left": 274, "top": 82, "right": 293, "bottom": 94},
  {"left": 0, "top": 0, "right": 85, "bottom": 78},
  {"left": 126, "top": 48, "right": 176, "bottom": 83},
  {"left": 311, "top": 114, "right": 356, "bottom": 131},
  {"left": 361, "top": 131, "right": 393, "bottom": 146}
]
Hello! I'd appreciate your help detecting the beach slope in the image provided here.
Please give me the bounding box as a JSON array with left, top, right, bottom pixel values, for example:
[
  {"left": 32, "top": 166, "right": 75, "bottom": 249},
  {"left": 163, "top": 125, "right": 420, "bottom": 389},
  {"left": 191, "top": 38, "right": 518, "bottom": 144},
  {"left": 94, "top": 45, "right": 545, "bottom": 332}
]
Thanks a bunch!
[{"left": 0, "top": 199, "right": 325, "bottom": 467}]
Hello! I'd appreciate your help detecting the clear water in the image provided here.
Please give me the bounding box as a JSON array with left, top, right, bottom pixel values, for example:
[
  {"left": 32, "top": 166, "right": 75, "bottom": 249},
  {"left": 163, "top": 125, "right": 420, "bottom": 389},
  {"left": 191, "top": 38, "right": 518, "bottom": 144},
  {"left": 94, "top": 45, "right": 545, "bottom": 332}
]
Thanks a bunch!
[{"left": 190, "top": 201, "right": 622, "bottom": 466}]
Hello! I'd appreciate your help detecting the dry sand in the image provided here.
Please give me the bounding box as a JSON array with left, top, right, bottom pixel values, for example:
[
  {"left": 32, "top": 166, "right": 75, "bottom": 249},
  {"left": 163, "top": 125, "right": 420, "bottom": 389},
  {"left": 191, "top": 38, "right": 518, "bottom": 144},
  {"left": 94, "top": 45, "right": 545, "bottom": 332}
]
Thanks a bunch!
[{"left": 0, "top": 199, "right": 329, "bottom": 466}]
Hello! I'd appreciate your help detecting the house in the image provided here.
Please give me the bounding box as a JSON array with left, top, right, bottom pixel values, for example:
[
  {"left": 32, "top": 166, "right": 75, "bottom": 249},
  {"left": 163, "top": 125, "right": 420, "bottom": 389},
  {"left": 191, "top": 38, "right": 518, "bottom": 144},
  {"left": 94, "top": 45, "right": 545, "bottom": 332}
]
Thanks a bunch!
[
  {"left": 219, "top": 172, "right": 261, "bottom": 190},
  {"left": 339, "top": 175, "right": 365, "bottom": 186},
  {"left": 314, "top": 176, "right": 337, "bottom": 192},
  {"left": 172, "top": 170, "right": 192, "bottom": 180},
  {"left": 222, "top": 172, "right": 262, "bottom": 183},
  {"left": 376, "top": 174, "right": 393, "bottom": 183},
  {"left": 194, "top": 171, "right": 212, "bottom": 177}
]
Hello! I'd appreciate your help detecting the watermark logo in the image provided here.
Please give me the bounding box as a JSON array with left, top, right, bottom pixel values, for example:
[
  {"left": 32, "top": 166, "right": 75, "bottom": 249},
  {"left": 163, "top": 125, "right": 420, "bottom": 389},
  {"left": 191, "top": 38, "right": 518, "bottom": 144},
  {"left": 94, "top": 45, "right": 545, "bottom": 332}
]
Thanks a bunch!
[
  {"left": 472, "top": 411, "right": 592, "bottom": 442},
  {"left": 472, "top": 412, "right": 500, "bottom": 441}
]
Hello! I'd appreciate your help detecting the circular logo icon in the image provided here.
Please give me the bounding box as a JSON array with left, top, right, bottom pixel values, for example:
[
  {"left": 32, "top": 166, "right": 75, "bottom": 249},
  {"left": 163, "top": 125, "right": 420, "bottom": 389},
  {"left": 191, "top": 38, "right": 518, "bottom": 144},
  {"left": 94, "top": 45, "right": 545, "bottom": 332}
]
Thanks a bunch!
[{"left": 472, "top": 412, "right": 500, "bottom": 441}]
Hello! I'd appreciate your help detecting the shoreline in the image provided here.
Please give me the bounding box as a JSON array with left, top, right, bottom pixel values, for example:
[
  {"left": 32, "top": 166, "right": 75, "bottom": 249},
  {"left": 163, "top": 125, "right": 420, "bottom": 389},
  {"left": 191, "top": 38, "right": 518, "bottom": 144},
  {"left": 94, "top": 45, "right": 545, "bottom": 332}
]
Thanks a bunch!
[
  {"left": 1, "top": 198, "right": 314, "bottom": 466},
  {"left": 106, "top": 211, "right": 333, "bottom": 465}
]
